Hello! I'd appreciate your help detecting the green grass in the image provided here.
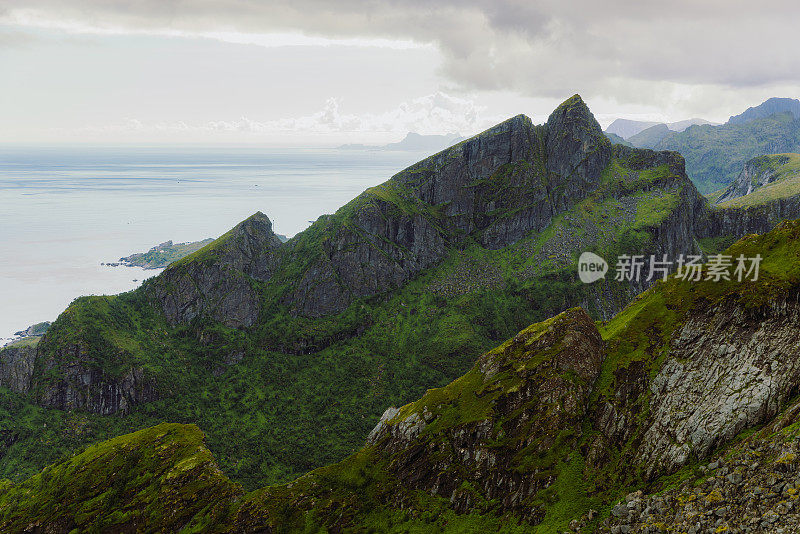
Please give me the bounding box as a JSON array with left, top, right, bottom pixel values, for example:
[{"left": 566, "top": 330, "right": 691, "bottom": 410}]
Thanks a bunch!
[
  {"left": 718, "top": 153, "right": 800, "bottom": 207},
  {"left": 119, "top": 238, "right": 214, "bottom": 268},
  {"left": 1, "top": 336, "right": 41, "bottom": 349}
]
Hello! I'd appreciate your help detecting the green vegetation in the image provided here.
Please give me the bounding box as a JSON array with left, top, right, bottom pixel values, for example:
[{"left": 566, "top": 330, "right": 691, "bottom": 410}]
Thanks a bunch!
[
  {"left": 3, "top": 220, "right": 800, "bottom": 530},
  {"left": 656, "top": 113, "right": 800, "bottom": 193},
  {"left": 116, "top": 238, "right": 214, "bottom": 268},
  {"left": 718, "top": 153, "right": 800, "bottom": 208},
  {"left": 0, "top": 146, "right": 692, "bottom": 494},
  {"left": 2, "top": 336, "right": 40, "bottom": 349}
]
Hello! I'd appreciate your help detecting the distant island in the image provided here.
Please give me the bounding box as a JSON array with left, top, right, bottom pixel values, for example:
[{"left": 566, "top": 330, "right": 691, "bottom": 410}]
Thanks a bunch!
[
  {"left": 105, "top": 235, "right": 290, "bottom": 270},
  {"left": 338, "top": 132, "right": 464, "bottom": 152},
  {"left": 103, "top": 239, "right": 215, "bottom": 269}
]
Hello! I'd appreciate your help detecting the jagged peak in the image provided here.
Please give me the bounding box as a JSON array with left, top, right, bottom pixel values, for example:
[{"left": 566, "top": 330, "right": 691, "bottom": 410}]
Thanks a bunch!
[{"left": 546, "top": 93, "right": 604, "bottom": 134}]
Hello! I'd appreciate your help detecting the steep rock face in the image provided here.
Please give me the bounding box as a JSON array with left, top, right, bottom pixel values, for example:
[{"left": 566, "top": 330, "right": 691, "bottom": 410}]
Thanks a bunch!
[
  {"left": 35, "top": 343, "right": 157, "bottom": 415},
  {"left": 283, "top": 97, "right": 616, "bottom": 316},
  {"left": 367, "top": 308, "right": 605, "bottom": 520},
  {"left": 636, "top": 296, "right": 800, "bottom": 478},
  {"left": 0, "top": 344, "right": 36, "bottom": 394},
  {"left": 148, "top": 211, "right": 283, "bottom": 327},
  {"left": 701, "top": 194, "right": 800, "bottom": 240},
  {"left": 715, "top": 154, "right": 790, "bottom": 204},
  {"left": 604, "top": 398, "right": 800, "bottom": 533},
  {"left": 545, "top": 94, "right": 612, "bottom": 195}
]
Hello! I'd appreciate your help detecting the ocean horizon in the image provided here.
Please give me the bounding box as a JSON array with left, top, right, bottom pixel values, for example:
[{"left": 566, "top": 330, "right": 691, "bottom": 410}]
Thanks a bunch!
[{"left": 0, "top": 145, "right": 426, "bottom": 341}]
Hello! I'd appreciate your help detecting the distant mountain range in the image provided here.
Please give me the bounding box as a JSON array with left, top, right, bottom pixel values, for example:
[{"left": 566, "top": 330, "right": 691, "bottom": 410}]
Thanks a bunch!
[
  {"left": 727, "top": 97, "right": 800, "bottom": 124},
  {"left": 605, "top": 117, "right": 715, "bottom": 139},
  {"left": 605, "top": 97, "right": 800, "bottom": 193},
  {"left": 338, "top": 132, "right": 464, "bottom": 152}
]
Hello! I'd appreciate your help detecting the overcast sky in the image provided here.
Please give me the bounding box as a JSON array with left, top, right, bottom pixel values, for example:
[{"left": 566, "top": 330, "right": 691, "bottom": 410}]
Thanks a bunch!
[{"left": 2, "top": 0, "right": 800, "bottom": 144}]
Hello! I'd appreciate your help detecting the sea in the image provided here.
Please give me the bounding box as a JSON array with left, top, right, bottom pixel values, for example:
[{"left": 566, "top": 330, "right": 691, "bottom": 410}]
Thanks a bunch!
[{"left": 0, "top": 145, "right": 426, "bottom": 344}]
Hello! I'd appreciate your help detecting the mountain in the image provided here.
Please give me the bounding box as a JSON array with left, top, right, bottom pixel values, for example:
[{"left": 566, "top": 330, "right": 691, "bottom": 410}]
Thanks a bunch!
[
  {"left": 627, "top": 123, "right": 672, "bottom": 148},
  {"left": 715, "top": 153, "right": 800, "bottom": 205},
  {"left": 654, "top": 112, "right": 800, "bottom": 193},
  {"left": 4, "top": 219, "right": 800, "bottom": 532},
  {"left": 605, "top": 118, "right": 660, "bottom": 139},
  {"left": 3, "top": 93, "right": 800, "bottom": 502},
  {"left": 603, "top": 131, "right": 632, "bottom": 146},
  {"left": 605, "top": 118, "right": 714, "bottom": 140},
  {"left": 727, "top": 97, "right": 800, "bottom": 124},
  {"left": 383, "top": 132, "right": 464, "bottom": 151},
  {"left": 338, "top": 132, "right": 464, "bottom": 152}
]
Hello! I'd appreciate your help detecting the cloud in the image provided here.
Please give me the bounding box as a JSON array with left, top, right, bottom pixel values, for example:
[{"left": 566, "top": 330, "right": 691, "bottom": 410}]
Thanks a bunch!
[
  {"left": 63, "top": 92, "right": 495, "bottom": 140},
  {"left": 4, "top": 1, "right": 800, "bottom": 101}
]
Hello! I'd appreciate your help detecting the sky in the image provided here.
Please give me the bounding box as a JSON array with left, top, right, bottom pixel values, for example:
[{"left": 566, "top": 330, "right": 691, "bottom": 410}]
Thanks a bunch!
[{"left": 2, "top": 0, "right": 800, "bottom": 145}]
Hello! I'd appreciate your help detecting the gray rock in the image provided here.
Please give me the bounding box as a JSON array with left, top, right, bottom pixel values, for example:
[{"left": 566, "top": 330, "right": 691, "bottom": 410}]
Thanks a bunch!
[{"left": 0, "top": 344, "right": 36, "bottom": 394}]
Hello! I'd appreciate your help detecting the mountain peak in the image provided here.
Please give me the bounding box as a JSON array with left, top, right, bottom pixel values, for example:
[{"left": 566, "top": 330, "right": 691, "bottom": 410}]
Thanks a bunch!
[
  {"left": 727, "top": 97, "right": 800, "bottom": 124},
  {"left": 545, "top": 93, "right": 610, "bottom": 183}
]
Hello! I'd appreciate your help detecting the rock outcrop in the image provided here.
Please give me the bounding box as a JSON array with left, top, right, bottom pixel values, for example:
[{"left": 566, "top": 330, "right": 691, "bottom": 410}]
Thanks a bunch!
[
  {"left": 147, "top": 211, "right": 283, "bottom": 328},
  {"left": 637, "top": 295, "right": 800, "bottom": 478},
  {"left": 34, "top": 343, "right": 157, "bottom": 415},
  {"left": 368, "top": 307, "right": 605, "bottom": 520},
  {"left": 0, "top": 344, "right": 36, "bottom": 394},
  {"left": 605, "top": 399, "right": 800, "bottom": 533}
]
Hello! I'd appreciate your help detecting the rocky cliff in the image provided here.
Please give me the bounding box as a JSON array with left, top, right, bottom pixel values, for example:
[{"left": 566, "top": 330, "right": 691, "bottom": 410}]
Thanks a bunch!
[
  {"left": 715, "top": 153, "right": 800, "bottom": 205},
  {"left": 5, "top": 93, "right": 800, "bottom": 500},
  {"left": 5, "top": 220, "right": 800, "bottom": 532},
  {"left": 0, "top": 343, "right": 35, "bottom": 394},
  {"left": 147, "top": 211, "right": 283, "bottom": 328},
  {"left": 277, "top": 96, "right": 614, "bottom": 317}
]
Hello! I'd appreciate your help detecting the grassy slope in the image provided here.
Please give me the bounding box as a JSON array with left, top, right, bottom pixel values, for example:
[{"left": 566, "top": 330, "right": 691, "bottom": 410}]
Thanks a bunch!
[
  {"left": 4, "top": 220, "right": 800, "bottom": 532},
  {"left": 0, "top": 150, "right": 693, "bottom": 492},
  {"left": 656, "top": 113, "right": 800, "bottom": 194},
  {"left": 718, "top": 153, "right": 800, "bottom": 208}
]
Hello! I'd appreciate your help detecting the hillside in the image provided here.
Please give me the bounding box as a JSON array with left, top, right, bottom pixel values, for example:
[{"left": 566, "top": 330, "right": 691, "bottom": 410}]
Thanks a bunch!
[
  {"left": 715, "top": 153, "right": 800, "bottom": 206},
  {"left": 655, "top": 111, "right": 800, "bottom": 193},
  {"left": 728, "top": 97, "right": 800, "bottom": 124},
  {"left": 0, "top": 95, "right": 716, "bottom": 489},
  {"left": 4, "top": 220, "right": 800, "bottom": 531},
  {"left": 3, "top": 94, "right": 800, "bottom": 501},
  {"left": 627, "top": 123, "right": 671, "bottom": 148}
]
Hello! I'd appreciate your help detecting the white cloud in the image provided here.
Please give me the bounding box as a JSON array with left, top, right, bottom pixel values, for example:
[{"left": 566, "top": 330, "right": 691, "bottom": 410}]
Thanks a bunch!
[{"left": 58, "top": 92, "right": 496, "bottom": 142}]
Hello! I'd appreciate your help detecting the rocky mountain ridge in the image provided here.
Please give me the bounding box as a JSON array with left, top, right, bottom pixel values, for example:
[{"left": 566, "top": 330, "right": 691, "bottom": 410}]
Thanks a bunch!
[
  {"left": 4, "top": 219, "right": 800, "bottom": 531},
  {"left": 728, "top": 97, "right": 800, "bottom": 125},
  {"left": 5, "top": 94, "right": 800, "bottom": 498}
]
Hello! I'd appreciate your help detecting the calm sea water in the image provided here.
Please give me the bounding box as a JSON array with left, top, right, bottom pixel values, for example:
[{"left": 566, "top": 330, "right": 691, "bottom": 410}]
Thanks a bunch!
[{"left": 0, "top": 146, "right": 424, "bottom": 342}]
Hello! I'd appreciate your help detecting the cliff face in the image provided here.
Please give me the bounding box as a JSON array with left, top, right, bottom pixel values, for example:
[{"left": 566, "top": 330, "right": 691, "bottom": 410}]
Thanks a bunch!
[
  {"left": 701, "top": 194, "right": 800, "bottom": 239},
  {"left": 714, "top": 154, "right": 791, "bottom": 204},
  {"left": 367, "top": 308, "right": 604, "bottom": 521},
  {"left": 280, "top": 96, "right": 613, "bottom": 317},
  {"left": 147, "top": 211, "right": 283, "bottom": 328},
  {"left": 0, "top": 344, "right": 36, "bottom": 394}
]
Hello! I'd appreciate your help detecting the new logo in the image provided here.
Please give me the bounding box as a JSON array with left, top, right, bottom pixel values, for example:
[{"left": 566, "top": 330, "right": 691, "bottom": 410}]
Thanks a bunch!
[{"left": 578, "top": 252, "right": 608, "bottom": 283}]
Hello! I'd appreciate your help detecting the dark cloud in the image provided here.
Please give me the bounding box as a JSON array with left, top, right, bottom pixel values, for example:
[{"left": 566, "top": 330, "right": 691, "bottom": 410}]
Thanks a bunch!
[{"left": 3, "top": 0, "right": 800, "bottom": 102}]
